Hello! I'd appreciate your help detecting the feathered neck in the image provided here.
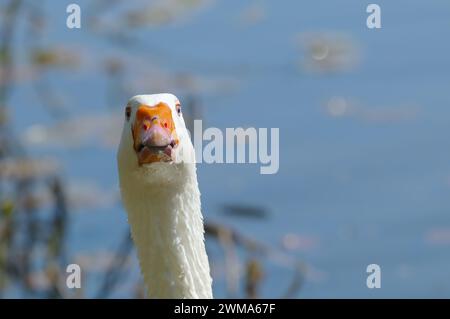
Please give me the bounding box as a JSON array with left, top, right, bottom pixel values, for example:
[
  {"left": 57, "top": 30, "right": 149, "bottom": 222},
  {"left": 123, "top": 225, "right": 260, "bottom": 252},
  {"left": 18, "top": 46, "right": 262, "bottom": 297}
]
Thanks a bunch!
[{"left": 119, "top": 163, "right": 212, "bottom": 298}]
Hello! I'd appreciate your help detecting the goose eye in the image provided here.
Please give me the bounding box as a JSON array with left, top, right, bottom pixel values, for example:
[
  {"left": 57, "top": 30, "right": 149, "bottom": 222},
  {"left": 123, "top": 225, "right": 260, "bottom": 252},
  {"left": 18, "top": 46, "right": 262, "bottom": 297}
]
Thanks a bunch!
[
  {"left": 175, "top": 102, "right": 181, "bottom": 116},
  {"left": 125, "top": 106, "right": 131, "bottom": 121}
]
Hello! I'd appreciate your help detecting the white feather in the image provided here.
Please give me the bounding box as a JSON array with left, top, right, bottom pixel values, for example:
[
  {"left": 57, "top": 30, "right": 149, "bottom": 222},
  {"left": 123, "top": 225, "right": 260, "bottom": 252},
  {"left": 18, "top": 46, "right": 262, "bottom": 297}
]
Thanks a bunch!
[{"left": 117, "top": 93, "right": 212, "bottom": 298}]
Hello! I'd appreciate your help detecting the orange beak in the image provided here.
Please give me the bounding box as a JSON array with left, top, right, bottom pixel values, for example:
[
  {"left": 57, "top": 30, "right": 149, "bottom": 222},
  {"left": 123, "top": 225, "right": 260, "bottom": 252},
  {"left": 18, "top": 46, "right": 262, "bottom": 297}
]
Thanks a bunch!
[{"left": 132, "top": 103, "right": 178, "bottom": 165}]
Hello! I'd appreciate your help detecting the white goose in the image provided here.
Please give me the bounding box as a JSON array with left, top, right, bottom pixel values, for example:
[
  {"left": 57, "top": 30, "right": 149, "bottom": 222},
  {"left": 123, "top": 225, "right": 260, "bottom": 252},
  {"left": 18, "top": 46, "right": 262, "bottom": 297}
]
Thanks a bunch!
[{"left": 117, "top": 93, "right": 213, "bottom": 298}]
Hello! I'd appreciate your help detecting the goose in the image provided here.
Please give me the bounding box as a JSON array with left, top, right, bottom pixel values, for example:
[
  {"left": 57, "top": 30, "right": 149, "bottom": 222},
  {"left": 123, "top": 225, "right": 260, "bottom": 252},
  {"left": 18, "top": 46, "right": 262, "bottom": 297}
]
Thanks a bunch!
[{"left": 117, "top": 93, "right": 213, "bottom": 298}]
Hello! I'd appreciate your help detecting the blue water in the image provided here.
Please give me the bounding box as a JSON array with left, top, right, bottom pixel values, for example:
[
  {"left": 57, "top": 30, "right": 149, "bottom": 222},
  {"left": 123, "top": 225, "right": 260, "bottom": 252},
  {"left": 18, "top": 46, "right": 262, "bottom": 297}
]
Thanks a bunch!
[{"left": 7, "top": 0, "right": 450, "bottom": 297}]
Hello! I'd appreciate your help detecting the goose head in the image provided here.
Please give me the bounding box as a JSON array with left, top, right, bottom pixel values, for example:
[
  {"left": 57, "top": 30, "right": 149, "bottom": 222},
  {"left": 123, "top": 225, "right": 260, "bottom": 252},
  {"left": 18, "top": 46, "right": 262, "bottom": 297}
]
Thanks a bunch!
[{"left": 117, "top": 93, "right": 196, "bottom": 185}]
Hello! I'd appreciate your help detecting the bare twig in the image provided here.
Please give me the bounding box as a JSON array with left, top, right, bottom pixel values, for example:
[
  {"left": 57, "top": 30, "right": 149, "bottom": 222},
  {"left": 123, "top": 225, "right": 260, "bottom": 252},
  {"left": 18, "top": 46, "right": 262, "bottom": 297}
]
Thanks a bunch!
[
  {"left": 95, "top": 230, "right": 133, "bottom": 298},
  {"left": 205, "top": 222, "right": 306, "bottom": 298}
]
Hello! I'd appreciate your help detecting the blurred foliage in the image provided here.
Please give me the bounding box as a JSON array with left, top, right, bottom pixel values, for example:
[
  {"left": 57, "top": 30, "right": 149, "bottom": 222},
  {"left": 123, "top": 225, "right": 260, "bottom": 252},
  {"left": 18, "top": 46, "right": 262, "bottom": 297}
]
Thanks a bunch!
[{"left": 31, "top": 49, "right": 78, "bottom": 68}]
